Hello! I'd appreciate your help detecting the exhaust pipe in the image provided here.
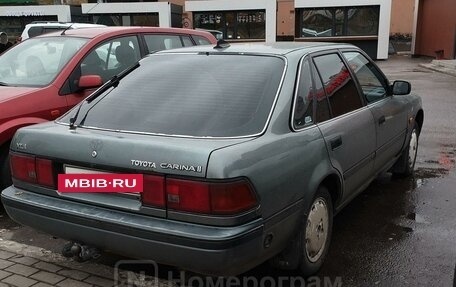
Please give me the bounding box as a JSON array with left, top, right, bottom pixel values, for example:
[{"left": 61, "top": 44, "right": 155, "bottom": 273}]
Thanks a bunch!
[{"left": 62, "top": 241, "right": 101, "bottom": 262}]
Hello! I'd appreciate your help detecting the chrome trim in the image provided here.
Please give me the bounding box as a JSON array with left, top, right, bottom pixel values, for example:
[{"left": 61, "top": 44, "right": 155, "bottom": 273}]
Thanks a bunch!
[
  {"left": 316, "top": 106, "right": 371, "bottom": 127},
  {"left": 57, "top": 54, "right": 289, "bottom": 140}
]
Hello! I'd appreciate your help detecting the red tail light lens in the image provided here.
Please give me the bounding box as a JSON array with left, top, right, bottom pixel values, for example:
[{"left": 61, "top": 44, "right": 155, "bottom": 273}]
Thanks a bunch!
[
  {"left": 36, "top": 158, "right": 55, "bottom": 187},
  {"left": 167, "top": 179, "right": 211, "bottom": 213},
  {"left": 166, "top": 178, "right": 257, "bottom": 215},
  {"left": 10, "top": 153, "right": 36, "bottom": 183},
  {"left": 10, "top": 153, "right": 55, "bottom": 188},
  {"left": 210, "top": 181, "right": 258, "bottom": 214},
  {"left": 141, "top": 175, "right": 165, "bottom": 208}
]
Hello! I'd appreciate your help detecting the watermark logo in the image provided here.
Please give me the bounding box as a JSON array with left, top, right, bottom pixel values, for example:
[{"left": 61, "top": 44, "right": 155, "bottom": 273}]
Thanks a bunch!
[
  {"left": 114, "top": 260, "right": 159, "bottom": 286},
  {"left": 114, "top": 260, "right": 343, "bottom": 287},
  {"left": 58, "top": 174, "right": 143, "bottom": 193}
]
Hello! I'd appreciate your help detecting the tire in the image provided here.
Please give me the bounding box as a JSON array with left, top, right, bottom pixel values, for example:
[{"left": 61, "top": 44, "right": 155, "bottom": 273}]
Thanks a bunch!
[
  {"left": 298, "top": 186, "right": 333, "bottom": 276},
  {"left": 0, "top": 143, "right": 11, "bottom": 191},
  {"left": 393, "top": 122, "right": 419, "bottom": 177}
]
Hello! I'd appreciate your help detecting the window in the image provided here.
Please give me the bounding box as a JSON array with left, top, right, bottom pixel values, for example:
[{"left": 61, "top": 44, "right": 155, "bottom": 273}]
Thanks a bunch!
[
  {"left": 0, "top": 36, "right": 87, "bottom": 87},
  {"left": 193, "top": 35, "right": 212, "bottom": 45},
  {"left": 313, "top": 63, "right": 331, "bottom": 123},
  {"left": 236, "top": 11, "right": 265, "bottom": 39},
  {"left": 343, "top": 51, "right": 388, "bottom": 103},
  {"left": 293, "top": 58, "right": 314, "bottom": 129},
  {"left": 65, "top": 54, "right": 285, "bottom": 138},
  {"left": 313, "top": 53, "right": 362, "bottom": 117},
  {"left": 194, "top": 13, "right": 225, "bottom": 33},
  {"left": 80, "top": 36, "right": 140, "bottom": 82},
  {"left": 181, "top": 36, "right": 193, "bottom": 47},
  {"left": 193, "top": 10, "right": 265, "bottom": 40},
  {"left": 346, "top": 7, "right": 380, "bottom": 36},
  {"left": 144, "top": 35, "right": 186, "bottom": 52},
  {"left": 299, "top": 6, "right": 379, "bottom": 38}
]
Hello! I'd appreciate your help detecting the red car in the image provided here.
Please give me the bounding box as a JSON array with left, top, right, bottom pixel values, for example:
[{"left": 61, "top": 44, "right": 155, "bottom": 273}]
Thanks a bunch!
[{"left": 0, "top": 27, "right": 216, "bottom": 189}]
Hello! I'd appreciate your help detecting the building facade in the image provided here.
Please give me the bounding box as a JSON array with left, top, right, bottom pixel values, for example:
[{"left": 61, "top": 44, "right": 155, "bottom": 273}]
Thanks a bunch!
[
  {"left": 1, "top": 0, "right": 396, "bottom": 59},
  {"left": 413, "top": 0, "right": 456, "bottom": 59}
]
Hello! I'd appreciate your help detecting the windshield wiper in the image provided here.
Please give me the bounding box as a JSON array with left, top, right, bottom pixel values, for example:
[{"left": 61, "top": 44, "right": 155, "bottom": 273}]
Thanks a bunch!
[
  {"left": 69, "top": 62, "right": 140, "bottom": 130},
  {"left": 0, "top": 82, "right": 9, "bottom": 86}
]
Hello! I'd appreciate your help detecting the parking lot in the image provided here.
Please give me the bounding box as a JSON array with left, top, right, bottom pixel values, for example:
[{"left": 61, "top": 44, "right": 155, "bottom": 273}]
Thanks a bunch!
[{"left": 0, "top": 54, "right": 455, "bottom": 286}]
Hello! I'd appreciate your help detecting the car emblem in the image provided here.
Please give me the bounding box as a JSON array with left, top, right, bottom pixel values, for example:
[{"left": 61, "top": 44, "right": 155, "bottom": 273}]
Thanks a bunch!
[{"left": 92, "top": 151, "right": 98, "bottom": 158}]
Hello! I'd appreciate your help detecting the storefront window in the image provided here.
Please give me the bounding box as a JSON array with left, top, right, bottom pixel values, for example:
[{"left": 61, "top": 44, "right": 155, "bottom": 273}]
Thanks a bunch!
[
  {"left": 347, "top": 7, "right": 379, "bottom": 36},
  {"left": 194, "top": 10, "right": 265, "bottom": 40},
  {"left": 93, "top": 15, "right": 121, "bottom": 26},
  {"left": 131, "top": 14, "right": 159, "bottom": 26},
  {"left": 236, "top": 11, "right": 265, "bottom": 39},
  {"left": 301, "top": 9, "right": 333, "bottom": 37},
  {"left": 225, "top": 12, "right": 235, "bottom": 39},
  {"left": 299, "top": 6, "right": 379, "bottom": 38}
]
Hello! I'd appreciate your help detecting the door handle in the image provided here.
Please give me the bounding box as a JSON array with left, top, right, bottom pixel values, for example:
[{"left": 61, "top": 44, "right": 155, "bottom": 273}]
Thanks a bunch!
[
  {"left": 378, "top": 115, "right": 386, "bottom": 125},
  {"left": 330, "top": 136, "right": 342, "bottom": 150}
]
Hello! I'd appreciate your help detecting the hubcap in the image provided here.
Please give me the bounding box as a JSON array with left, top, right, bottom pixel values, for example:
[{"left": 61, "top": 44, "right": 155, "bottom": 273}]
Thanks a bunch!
[
  {"left": 408, "top": 129, "right": 418, "bottom": 170},
  {"left": 305, "top": 197, "right": 329, "bottom": 263}
]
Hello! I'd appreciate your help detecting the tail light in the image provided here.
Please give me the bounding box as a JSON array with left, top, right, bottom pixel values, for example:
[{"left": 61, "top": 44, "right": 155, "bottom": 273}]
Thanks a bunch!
[
  {"left": 166, "top": 178, "right": 258, "bottom": 215},
  {"left": 142, "top": 176, "right": 258, "bottom": 215},
  {"left": 141, "top": 175, "right": 166, "bottom": 208},
  {"left": 10, "top": 153, "right": 55, "bottom": 188}
]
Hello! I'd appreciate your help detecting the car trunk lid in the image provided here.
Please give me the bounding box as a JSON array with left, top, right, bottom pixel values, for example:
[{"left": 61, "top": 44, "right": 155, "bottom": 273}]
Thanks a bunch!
[{"left": 11, "top": 123, "right": 256, "bottom": 216}]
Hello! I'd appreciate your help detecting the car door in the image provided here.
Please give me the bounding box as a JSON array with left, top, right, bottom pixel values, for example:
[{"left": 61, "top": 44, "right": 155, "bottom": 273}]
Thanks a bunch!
[
  {"left": 342, "top": 51, "right": 408, "bottom": 173},
  {"left": 62, "top": 35, "right": 142, "bottom": 108},
  {"left": 312, "top": 52, "right": 376, "bottom": 199}
]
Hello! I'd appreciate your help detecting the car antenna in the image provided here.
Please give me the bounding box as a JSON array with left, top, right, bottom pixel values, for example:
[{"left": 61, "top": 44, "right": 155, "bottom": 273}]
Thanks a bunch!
[
  {"left": 60, "top": 23, "right": 74, "bottom": 36},
  {"left": 213, "top": 39, "right": 230, "bottom": 49}
]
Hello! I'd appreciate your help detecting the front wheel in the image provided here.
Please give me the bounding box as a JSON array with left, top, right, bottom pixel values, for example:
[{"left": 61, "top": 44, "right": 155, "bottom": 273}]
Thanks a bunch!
[
  {"left": 393, "top": 122, "right": 419, "bottom": 177},
  {"left": 299, "top": 186, "right": 333, "bottom": 276}
]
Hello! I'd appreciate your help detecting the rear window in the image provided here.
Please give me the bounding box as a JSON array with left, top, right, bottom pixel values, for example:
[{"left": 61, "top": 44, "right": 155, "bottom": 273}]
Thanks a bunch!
[
  {"left": 70, "top": 53, "right": 285, "bottom": 137},
  {"left": 193, "top": 35, "right": 212, "bottom": 45}
]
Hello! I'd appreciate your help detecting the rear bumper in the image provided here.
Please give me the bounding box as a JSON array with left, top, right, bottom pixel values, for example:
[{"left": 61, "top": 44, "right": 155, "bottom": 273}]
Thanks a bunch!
[{"left": 2, "top": 186, "right": 302, "bottom": 275}]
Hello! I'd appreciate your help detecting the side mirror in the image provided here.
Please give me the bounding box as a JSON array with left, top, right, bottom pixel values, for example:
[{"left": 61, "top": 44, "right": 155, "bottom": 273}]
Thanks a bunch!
[
  {"left": 392, "top": 80, "right": 411, "bottom": 95},
  {"left": 78, "top": 75, "right": 102, "bottom": 90}
]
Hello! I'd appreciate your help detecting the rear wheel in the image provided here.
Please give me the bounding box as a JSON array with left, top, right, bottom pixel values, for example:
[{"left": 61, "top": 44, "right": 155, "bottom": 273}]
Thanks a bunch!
[
  {"left": 299, "top": 186, "right": 333, "bottom": 276},
  {"left": 0, "top": 143, "right": 12, "bottom": 191}
]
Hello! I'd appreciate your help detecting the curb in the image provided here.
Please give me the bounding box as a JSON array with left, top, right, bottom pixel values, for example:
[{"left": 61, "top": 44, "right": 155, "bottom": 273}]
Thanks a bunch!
[{"left": 419, "top": 63, "right": 456, "bottom": 77}]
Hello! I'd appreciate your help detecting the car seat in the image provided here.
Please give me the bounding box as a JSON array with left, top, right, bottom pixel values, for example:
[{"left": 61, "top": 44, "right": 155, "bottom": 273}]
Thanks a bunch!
[{"left": 115, "top": 43, "right": 136, "bottom": 72}]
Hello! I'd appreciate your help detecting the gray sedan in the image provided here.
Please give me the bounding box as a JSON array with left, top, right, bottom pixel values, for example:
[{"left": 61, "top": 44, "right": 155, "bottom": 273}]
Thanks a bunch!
[{"left": 1, "top": 42, "right": 423, "bottom": 276}]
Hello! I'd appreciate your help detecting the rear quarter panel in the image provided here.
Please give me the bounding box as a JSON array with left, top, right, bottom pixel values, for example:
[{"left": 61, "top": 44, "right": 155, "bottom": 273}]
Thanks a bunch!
[
  {"left": 207, "top": 129, "right": 334, "bottom": 220},
  {"left": 207, "top": 51, "right": 338, "bottom": 219}
]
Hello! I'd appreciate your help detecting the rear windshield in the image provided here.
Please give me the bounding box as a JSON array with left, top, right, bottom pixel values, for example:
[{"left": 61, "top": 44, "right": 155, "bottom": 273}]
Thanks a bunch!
[{"left": 69, "top": 53, "right": 285, "bottom": 137}]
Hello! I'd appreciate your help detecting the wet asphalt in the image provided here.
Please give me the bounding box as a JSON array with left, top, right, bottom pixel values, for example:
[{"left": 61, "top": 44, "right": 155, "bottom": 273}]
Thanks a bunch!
[{"left": 0, "top": 55, "right": 455, "bottom": 287}]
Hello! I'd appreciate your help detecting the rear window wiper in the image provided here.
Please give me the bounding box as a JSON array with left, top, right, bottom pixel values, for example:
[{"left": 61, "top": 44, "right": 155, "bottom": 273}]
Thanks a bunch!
[{"left": 69, "top": 62, "right": 140, "bottom": 129}]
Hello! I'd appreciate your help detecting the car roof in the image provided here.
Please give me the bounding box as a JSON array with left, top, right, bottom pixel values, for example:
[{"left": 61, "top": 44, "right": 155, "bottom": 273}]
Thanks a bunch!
[
  {"left": 37, "top": 26, "right": 215, "bottom": 39},
  {"left": 157, "top": 42, "right": 357, "bottom": 56}
]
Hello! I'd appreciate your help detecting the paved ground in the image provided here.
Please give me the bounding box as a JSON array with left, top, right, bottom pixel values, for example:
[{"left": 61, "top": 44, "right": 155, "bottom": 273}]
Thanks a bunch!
[{"left": 0, "top": 55, "right": 455, "bottom": 287}]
